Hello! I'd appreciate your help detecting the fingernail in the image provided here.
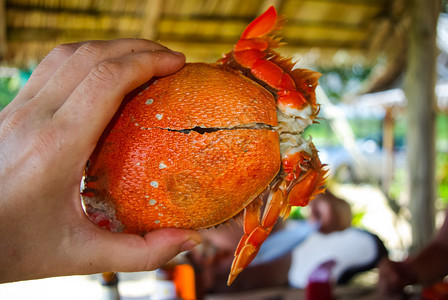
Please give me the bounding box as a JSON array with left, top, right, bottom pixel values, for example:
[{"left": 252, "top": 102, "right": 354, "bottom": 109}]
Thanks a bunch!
[
  {"left": 180, "top": 238, "right": 201, "bottom": 252},
  {"left": 170, "top": 49, "right": 185, "bottom": 56},
  {"left": 163, "top": 48, "right": 184, "bottom": 56}
]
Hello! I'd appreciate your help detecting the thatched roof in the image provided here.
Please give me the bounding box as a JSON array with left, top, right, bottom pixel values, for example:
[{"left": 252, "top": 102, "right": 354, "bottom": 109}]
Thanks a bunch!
[{"left": 1, "top": 0, "right": 408, "bottom": 78}]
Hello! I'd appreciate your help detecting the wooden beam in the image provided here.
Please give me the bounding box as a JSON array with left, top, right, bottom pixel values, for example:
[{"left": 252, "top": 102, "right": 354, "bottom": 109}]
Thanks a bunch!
[
  {"left": 140, "top": 0, "right": 163, "bottom": 40},
  {"left": 257, "top": 0, "right": 283, "bottom": 14},
  {"left": 157, "top": 16, "right": 370, "bottom": 33},
  {"left": 405, "top": 0, "right": 440, "bottom": 252},
  {"left": 304, "top": 0, "right": 387, "bottom": 7},
  {"left": 161, "top": 40, "right": 374, "bottom": 67},
  {"left": 156, "top": 17, "right": 368, "bottom": 49},
  {"left": 7, "top": 28, "right": 140, "bottom": 42},
  {"left": 0, "top": 0, "right": 6, "bottom": 60}
]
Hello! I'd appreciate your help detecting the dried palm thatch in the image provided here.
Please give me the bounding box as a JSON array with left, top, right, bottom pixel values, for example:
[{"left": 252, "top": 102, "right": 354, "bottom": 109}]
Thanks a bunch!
[{"left": 1, "top": 0, "right": 408, "bottom": 74}]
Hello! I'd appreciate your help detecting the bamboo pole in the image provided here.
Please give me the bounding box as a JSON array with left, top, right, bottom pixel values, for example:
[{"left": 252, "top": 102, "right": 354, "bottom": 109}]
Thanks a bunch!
[{"left": 405, "top": 0, "right": 440, "bottom": 252}]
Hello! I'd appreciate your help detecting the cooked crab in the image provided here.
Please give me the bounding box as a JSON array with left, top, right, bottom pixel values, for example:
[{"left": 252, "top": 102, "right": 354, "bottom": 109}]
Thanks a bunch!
[{"left": 82, "top": 6, "right": 327, "bottom": 285}]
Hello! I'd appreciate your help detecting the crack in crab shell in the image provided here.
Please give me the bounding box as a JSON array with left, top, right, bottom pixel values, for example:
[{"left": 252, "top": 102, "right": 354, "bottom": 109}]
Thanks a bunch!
[
  {"left": 82, "top": 63, "right": 281, "bottom": 234},
  {"left": 84, "top": 128, "right": 281, "bottom": 234},
  {"left": 134, "top": 63, "right": 278, "bottom": 130}
]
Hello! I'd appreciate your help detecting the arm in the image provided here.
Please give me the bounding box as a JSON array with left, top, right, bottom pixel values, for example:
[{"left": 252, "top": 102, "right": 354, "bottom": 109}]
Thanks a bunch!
[
  {"left": 407, "top": 208, "right": 448, "bottom": 284},
  {"left": 0, "top": 39, "right": 201, "bottom": 283},
  {"left": 379, "top": 208, "right": 448, "bottom": 294}
]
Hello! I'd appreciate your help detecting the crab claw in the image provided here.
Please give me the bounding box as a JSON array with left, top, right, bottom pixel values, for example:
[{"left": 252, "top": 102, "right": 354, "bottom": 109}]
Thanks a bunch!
[
  {"left": 227, "top": 141, "right": 327, "bottom": 285},
  {"left": 282, "top": 144, "right": 313, "bottom": 181},
  {"left": 277, "top": 90, "right": 309, "bottom": 117},
  {"left": 284, "top": 140, "right": 328, "bottom": 208},
  {"left": 218, "top": 6, "right": 321, "bottom": 124},
  {"left": 239, "top": 6, "right": 278, "bottom": 40},
  {"left": 227, "top": 180, "right": 287, "bottom": 285}
]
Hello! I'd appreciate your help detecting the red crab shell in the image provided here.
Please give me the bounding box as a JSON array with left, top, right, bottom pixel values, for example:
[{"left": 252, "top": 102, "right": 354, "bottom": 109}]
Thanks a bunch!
[
  {"left": 83, "top": 6, "right": 327, "bottom": 285},
  {"left": 82, "top": 62, "right": 281, "bottom": 234}
]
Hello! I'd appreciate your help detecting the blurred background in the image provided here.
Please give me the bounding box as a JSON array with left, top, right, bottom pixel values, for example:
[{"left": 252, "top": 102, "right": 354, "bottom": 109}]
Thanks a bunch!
[{"left": 0, "top": 0, "right": 447, "bottom": 299}]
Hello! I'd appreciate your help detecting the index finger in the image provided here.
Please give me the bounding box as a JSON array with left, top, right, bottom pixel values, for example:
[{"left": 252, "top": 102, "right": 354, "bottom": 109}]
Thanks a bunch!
[
  {"left": 52, "top": 48, "right": 185, "bottom": 163},
  {"left": 38, "top": 39, "right": 180, "bottom": 115},
  {"left": 0, "top": 43, "right": 80, "bottom": 118}
]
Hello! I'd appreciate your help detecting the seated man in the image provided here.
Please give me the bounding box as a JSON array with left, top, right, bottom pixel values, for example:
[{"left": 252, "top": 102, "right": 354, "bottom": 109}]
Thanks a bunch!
[
  {"left": 189, "top": 220, "right": 291, "bottom": 295},
  {"left": 285, "top": 190, "right": 387, "bottom": 287},
  {"left": 190, "top": 189, "right": 387, "bottom": 295}
]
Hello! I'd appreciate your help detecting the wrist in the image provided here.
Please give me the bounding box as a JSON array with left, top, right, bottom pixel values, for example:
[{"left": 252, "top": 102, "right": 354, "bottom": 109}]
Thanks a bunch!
[{"left": 401, "top": 257, "right": 419, "bottom": 285}]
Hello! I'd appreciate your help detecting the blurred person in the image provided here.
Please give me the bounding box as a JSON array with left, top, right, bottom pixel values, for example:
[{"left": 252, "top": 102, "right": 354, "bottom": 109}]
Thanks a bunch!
[
  {"left": 0, "top": 39, "right": 202, "bottom": 284},
  {"left": 309, "top": 189, "right": 352, "bottom": 233},
  {"left": 288, "top": 190, "right": 387, "bottom": 288},
  {"left": 189, "top": 220, "right": 291, "bottom": 296},
  {"left": 190, "top": 189, "right": 387, "bottom": 295},
  {"left": 378, "top": 208, "right": 448, "bottom": 294}
]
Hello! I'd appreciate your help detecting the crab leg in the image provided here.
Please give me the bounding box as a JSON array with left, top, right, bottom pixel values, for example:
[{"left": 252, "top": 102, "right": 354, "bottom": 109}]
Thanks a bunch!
[
  {"left": 227, "top": 142, "right": 327, "bottom": 285},
  {"left": 227, "top": 180, "right": 287, "bottom": 285},
  {"left": 218, "top": 6, "right": 319, "bottom": 120},
  {"left": 283, "top": 142, "right": 328, "bottom": 208},
  {"left": 288, "top": 169, "right": 326, "bottom": 207},
  {"left": 220, "top": 6, "right": 326, "bottom": 285}
]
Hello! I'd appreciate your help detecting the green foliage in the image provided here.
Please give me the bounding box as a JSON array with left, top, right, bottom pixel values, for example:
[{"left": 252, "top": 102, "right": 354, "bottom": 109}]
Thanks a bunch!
[
  {"left": 351, "top": 209, "right": 366, "bottom": 228},
  {"left": 317, "top": 65, "right": 373, "bottom": 103},
  {"left": 435, "top": 114, "right": 448, "bottom": 205},
  {"left": 443, "top": 0, "right": 448, "bottom": 13},
  {"left": 387, "top": 169, "right": 407, "bottom": 203},
  {"left": 303, "top": 118, "right": 339, "bottom": 146},
  {"left": 289, "top": 206, "right": 305, "bottom": 220},
  {"left": 0, "top": 77, "right": 20, "bottom": 110},
  {"left": 437, "top": 152, "right": 448, "bottom": 205}
]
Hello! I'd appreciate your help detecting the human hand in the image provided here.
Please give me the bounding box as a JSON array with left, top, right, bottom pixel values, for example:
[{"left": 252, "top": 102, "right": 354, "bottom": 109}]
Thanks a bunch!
[
  {"left": 378, "top": 257, "right": 416, "bottom": 294},
  {"left": 379, "top": 241, "right": 448, "bottom": 295},
  {"left": 0, "top": 39, "right": 201, "bottom": 283},
  {"left": 309, "top": 191, "right": 352, "bottom": 233}
]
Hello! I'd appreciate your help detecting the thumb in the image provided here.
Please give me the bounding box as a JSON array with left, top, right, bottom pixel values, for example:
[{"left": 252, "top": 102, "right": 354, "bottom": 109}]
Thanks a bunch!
[{"left": 78, "top": 227, "right": 201, "bottom": 274}]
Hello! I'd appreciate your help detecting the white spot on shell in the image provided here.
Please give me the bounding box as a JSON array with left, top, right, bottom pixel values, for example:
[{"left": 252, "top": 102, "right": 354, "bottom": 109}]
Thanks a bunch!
[
  {"left": 150, "top": 181, "right": 159, "bottom": 188},
  {"left": 145, "top": 99, "right": 154, "bottom": 105},
  {"left": 159, "top": 162, "right": 167, "bottom": 169},
  {"left": 158, "top": 213, "right": 163, "bottom": 216},
  {"left": 155, "top": 220, "right": 160, "bottom": 224},
  {"left": 136, "top": 162, "right": 141, "bottom": 166},
  {"left": 156, "top": 114, "right": 163, "bottom": 120},
  {"left": 149, "top": 199, "right": 156, "bottom": 205}
]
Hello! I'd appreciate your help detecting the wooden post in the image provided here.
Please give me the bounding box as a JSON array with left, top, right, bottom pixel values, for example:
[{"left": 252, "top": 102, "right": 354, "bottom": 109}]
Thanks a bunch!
[
  {"left": 140, "top": 0, "right": 164, "bottom": 41},
  {"left": 405, "top": 0, "right": 440, "bottom": 252},
  {"left": 382, "top": 107, "right": 395, "bottom": 194},
  {"left": 0, "top": 0, "right": 6, "bottom": 60}
]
